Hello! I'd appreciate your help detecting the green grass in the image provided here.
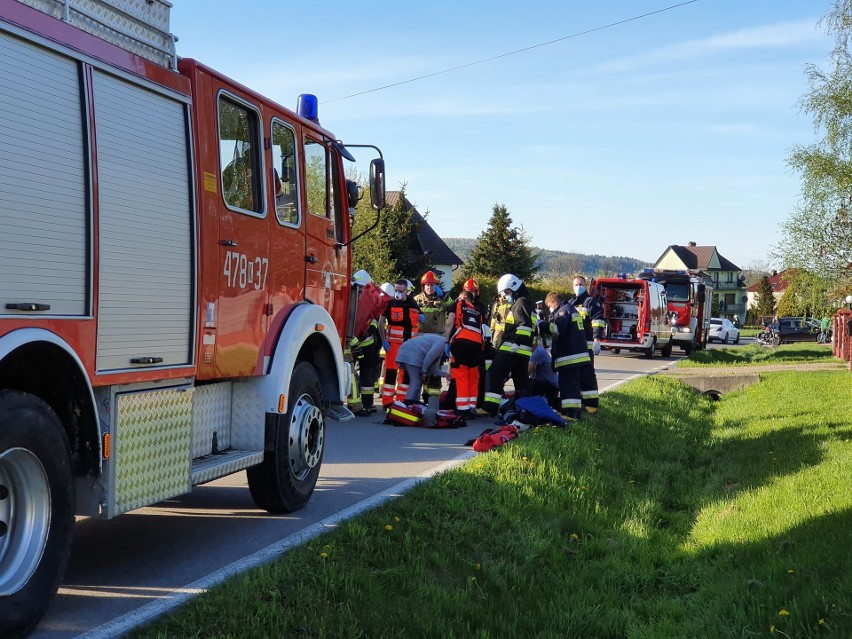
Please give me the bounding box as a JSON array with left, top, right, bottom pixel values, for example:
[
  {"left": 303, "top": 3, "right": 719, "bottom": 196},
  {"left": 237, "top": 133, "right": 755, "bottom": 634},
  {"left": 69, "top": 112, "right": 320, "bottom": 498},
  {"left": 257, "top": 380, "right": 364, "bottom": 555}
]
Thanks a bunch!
[
  {"left": 132, "top": 371, "right": 852, "bottom": 639},
  {"left": 740, "top": 327, "right": 765, "bottom": 338},
  {"left": 678, "top": 343, "right": 841, "bottom": 367}
]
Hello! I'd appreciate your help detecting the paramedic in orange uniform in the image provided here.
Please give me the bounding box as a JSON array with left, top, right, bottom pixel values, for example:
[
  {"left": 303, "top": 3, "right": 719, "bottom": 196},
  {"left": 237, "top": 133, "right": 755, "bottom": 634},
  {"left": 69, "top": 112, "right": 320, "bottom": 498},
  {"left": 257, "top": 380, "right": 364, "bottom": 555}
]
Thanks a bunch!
[
  {"left": 378, "top": 279, "right": 422, "bottom": 408},
  {"left": 445, "top": 290, "right": 484, "bottom": 418}
]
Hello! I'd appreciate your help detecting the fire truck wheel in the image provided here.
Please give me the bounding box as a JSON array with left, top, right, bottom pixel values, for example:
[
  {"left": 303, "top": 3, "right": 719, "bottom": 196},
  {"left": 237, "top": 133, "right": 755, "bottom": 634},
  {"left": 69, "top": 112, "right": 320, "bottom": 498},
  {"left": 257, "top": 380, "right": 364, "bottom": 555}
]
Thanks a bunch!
[
  {"left": 0, "top": 390, "right": 74, "bottom": 639},
  {"left": 247, "top": 362, "right": 325, "bottom": 513},
  {"left": 682, "top": 343, "right": 694, "bottom": 355},
  {"left": 660, "top": 343, "right": 673, "bottom": 358},
  {"left": 643, "top": 339, "right": 656, "bottom": 359}
]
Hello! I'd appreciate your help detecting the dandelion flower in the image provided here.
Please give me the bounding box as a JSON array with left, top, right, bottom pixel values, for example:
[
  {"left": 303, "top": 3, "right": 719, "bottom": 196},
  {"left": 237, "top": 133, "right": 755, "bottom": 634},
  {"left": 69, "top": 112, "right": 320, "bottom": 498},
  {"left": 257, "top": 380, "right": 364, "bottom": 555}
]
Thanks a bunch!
[
  {"left": 580, "top": 485, "right": 587, "bottom": 491},
  {"left": 385, "top": 524, "right": 393, "bottom": 531},
  {"left": 787, "top": 569, "right": 794, "bottom": 574},
  {"left": 770, "top": 626, "right": 775, "bottom": 633},
  {"left": 570, "top": 533, "right": 579, "bottom": 540},
  {"left": 819, "top": 619, "right": 825, "bottom": 625},
  {"left": 779, "top": 609, "right": 789, "bottom": 616},
  {"left": 320, "top": 552, "right": 328, "bottom": 559},
  {"left": 522, "top": 456, "right": 528, "bottom": 461},
  {"left": 394, "top": 516, "right": 400, "bottom": 522},
  {"left": 475, "top": 562, "right": 481, "bottom": 571}
]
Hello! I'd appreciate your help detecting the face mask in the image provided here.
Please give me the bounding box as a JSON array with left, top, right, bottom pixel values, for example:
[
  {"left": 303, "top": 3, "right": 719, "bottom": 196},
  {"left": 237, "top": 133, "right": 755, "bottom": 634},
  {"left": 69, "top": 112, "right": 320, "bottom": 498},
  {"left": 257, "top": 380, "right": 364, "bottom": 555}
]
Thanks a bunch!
[
  {"left": 574, "top": 285, "right": 586, "bottom": 296},
  {"left": 394, "top": 291, "right": 405, "bottom": 300},
  {"left": 504, "top": 294, "right": 513, "bottom": 303}
]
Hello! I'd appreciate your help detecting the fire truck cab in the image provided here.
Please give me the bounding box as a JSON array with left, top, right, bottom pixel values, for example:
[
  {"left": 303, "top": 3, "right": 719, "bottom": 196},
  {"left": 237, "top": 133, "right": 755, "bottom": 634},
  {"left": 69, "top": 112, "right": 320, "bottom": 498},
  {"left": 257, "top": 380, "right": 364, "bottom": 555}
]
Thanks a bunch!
[
  {"left": 639, "top": 269, "right": 713, "bottom": 355},
  {"left": 0, "top": 1, "right": 385, "bottom": 635}
]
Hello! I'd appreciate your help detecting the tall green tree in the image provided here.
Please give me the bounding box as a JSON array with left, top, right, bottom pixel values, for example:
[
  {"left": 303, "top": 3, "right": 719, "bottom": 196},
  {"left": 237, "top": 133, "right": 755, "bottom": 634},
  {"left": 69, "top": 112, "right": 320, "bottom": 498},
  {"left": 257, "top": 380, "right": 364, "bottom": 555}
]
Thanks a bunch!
[
  {"left": 462, "top": 203, "right": 540, "bottom": 283},
  {"left": 350, "top": 182, "right": 426, "bottom": 285},
  {"left": 775, "top": 270, "right": 833, "bottom": 318},
  {"left": 753, "top": 274, "right": 777, "bottom": 318},
  {"left": 778, "top": 0, "right": 852, "bottom": 297}
]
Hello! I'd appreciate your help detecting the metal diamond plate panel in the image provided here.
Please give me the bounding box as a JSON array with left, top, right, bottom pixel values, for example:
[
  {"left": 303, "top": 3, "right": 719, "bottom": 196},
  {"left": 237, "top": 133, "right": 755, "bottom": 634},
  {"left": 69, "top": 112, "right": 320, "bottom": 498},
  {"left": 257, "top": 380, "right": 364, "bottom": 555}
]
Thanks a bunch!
[
  {"left": 191, "top": 382, "right": 232, "bottom": 458},
  {"left": 230, "top": 382, "right": 265, "bottom": 450},
  {"left": 17, "top": 0, "right": 173, "bottom": 66},
  {"left": 112, "top": 387, "right": 191, "bottom": 515}
]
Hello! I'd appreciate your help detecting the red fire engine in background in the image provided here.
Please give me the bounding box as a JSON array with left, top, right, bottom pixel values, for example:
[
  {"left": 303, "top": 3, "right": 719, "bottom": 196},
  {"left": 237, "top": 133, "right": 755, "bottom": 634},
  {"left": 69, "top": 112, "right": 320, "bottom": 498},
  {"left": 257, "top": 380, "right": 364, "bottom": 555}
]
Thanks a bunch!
[
  {"left": 639, "top": 268, "right": 714, "bottom": 355},
  {"left": 0, "top": 1, "right": 385, "bottom": 635}
]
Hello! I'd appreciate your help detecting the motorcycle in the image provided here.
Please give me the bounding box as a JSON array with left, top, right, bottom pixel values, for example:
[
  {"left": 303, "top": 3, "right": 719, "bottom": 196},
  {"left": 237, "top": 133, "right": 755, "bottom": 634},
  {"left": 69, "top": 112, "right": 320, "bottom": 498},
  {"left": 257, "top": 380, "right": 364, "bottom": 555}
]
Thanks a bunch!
[
  {"left": 758, "top": 325, "right": 781, "bottom": 346},
  {"left": 817, "top": 327, "right": 833, "bottom": 344}
]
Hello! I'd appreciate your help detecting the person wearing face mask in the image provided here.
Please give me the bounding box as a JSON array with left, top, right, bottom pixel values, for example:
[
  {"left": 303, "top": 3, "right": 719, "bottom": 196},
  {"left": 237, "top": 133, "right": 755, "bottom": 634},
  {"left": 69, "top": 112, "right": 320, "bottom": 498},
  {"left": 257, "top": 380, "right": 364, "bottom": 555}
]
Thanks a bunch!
[
  {"left": 567, "top": 275, "right": 605, "bottom": 414},
  {"left": 483, "top": 274, "right": 536, "bottom": 416},
  {"left": 378, "top": 278, "right": 423, "bottom": 408}
]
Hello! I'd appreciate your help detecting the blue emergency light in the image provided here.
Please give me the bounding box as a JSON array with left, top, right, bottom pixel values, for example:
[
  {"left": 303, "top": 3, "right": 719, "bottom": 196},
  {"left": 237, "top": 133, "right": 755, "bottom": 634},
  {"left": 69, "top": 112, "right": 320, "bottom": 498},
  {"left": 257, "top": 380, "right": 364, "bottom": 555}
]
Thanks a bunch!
[{"left": 297, "top": 93, "right": 319, "bottom": 123}]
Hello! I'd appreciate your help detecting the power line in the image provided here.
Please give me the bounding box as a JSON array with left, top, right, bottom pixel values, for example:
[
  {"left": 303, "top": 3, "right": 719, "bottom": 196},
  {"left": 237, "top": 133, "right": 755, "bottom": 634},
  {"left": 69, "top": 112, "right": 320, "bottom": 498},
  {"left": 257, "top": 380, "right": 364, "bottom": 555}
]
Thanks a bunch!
[{"left": 325, "top": 0, "right": 701, "bottom": 103}]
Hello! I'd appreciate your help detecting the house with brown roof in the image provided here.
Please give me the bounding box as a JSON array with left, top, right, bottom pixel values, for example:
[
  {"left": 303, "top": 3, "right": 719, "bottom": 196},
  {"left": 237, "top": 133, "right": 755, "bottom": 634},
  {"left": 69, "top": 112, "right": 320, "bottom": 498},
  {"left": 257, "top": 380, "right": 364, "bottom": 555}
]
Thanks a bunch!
[
  {"left": 386, "top": 191, "right": 464, "bottom": 290},
  {"left": 654, "top": 242, "right": 747, "bottom": 318},
  {"left": 745, "top": 269, "right": 792, "bottom": 312}
]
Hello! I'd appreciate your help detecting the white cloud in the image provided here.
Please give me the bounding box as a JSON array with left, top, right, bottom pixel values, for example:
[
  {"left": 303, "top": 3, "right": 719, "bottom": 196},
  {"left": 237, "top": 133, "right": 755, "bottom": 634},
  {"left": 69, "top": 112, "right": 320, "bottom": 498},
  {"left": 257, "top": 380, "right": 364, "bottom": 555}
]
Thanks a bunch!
[{"left": 598, "top": 18, "right": 823, "bottom": 73}]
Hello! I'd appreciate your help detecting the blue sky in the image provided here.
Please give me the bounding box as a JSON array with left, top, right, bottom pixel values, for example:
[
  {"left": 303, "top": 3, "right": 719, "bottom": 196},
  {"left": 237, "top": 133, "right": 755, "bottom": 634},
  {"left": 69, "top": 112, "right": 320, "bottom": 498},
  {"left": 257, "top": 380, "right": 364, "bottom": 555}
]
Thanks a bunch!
[{"left": 170, "top": 0, "right": 833, "bottom": 270}]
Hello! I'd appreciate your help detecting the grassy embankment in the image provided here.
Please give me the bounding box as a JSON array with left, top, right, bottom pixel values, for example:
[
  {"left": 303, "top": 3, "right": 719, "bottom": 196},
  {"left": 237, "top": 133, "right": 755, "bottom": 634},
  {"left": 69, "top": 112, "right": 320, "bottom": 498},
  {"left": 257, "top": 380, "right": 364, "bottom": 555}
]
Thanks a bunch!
[{"left": 133, "top": 349, "right": 852, "bottom": 638}]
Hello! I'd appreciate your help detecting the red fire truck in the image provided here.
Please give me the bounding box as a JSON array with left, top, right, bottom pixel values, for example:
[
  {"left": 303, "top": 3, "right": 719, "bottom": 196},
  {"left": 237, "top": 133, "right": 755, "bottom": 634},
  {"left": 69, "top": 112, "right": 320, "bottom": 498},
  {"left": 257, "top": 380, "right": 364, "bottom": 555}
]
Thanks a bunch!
[
  {"left": 639, "top": 269, "right": 713, "bottom": 354},
  {"left": 0, "top": 1, "right": 385, "bottom": 635},
  {"left": 595, "top": 275, "right": 673, "bottom": 358}
]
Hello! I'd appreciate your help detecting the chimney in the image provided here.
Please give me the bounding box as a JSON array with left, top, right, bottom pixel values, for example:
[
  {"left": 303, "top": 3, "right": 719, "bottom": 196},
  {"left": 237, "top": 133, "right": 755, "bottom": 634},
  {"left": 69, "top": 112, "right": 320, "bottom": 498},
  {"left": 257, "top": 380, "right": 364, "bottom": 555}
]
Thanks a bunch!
[{"left": 687, "top": 241, "right": 697, "bottom": 247}]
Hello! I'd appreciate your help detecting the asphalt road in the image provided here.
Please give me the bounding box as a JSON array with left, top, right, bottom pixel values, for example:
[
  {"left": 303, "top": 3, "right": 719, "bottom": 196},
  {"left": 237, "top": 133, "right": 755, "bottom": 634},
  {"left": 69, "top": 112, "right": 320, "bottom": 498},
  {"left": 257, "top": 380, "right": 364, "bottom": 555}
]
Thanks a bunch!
[{"left": 32, "top": 347, "right": 691, "bottom": 639}]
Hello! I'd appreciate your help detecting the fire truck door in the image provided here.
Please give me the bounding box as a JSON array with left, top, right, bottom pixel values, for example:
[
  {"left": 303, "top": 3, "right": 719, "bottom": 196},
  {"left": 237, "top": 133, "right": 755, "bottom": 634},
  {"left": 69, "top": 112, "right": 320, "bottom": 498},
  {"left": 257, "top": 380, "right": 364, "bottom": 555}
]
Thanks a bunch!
[
  {"left": 214, "top": 95, "right": 270, "bottom": 377},
  {"left": 303, "top": 137, "right": 348, "bottom": 329}
]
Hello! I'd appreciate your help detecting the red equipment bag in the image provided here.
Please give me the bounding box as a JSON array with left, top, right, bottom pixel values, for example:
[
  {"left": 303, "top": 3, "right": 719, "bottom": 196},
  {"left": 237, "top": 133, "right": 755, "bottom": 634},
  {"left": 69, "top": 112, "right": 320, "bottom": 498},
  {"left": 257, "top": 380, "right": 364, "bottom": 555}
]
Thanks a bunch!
[
  {"left": 385, "top": 402, "right": 426, "bottom": 427},
  {"left": 468, "top": 425, "right": 519, "bottom": 452},
  {"left": 434, "top": 409, "right": 466, "bottom": 429}
]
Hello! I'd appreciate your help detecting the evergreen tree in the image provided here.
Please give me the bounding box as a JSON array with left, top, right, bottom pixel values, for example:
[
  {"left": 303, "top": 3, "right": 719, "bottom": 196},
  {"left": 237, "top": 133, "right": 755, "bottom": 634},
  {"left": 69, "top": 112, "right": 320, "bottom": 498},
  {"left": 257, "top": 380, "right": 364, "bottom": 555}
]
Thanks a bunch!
[
  {"left": 778, "top": 0, "right": 852, "bottom": 296},
  {"left": 462, "top": 203, "right": 540, "bottom": 282},
  {"left": 753, "top": 274, "right": 777, "bottom": 318}
]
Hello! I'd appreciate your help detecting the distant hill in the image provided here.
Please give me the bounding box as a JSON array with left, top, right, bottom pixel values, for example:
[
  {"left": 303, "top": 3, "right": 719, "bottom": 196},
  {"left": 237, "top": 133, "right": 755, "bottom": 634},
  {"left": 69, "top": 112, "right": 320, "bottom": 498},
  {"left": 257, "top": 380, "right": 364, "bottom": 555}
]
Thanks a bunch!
[{"left": 442, "top": 237, "right": 651, "bottom": 280}]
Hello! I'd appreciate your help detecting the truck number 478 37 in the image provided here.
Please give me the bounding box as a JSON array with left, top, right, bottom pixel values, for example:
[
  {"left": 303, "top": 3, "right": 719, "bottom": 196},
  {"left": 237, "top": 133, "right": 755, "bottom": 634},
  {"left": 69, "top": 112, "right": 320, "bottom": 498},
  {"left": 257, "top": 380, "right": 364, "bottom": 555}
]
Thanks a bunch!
[{"left": 223, "top": 250, "right": 269, "bottom": 290}]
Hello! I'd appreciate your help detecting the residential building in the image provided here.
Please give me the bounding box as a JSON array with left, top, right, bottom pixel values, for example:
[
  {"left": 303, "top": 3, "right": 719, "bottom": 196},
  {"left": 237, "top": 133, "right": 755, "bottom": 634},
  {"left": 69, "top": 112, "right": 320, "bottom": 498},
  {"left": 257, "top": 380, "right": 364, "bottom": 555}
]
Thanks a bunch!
[
  {"left": 386, "top": 191, "right": 464, "bottom": 291},
  {"left": 745, "top": 269, "right": 790, "bottom": 314},
  {"left": 654, "top": 242, "right": 747, "bottom": 318}
]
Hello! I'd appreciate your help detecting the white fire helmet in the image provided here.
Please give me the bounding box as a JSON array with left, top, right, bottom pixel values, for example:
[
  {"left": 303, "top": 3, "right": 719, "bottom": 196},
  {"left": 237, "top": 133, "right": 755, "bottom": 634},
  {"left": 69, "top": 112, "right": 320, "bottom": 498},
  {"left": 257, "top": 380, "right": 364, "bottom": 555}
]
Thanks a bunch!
[
  {"left": 352, "top": 269, "right": 372, "bottom": 287},
  {"left": 380, "top": 282, "right": 395, "bottom": 297},
  {"left": 497, "top": 273, "right": 522, "bottom": 294}
]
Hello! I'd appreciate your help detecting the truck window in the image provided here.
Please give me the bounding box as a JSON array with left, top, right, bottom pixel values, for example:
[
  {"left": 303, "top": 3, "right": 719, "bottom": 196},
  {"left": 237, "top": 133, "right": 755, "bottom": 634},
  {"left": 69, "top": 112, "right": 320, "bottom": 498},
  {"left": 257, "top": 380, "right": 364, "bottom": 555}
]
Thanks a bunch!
[
  {"left": 218, "top": 95, "right": 262, "bottom": 214},
  {"left": 666, "top": 283, "right": 689, "bottom": 301},
  {"left": 271, "top": 120, "right": 299, "bottom": 226},
  {"left": 304, "top": 137, "right": 329, "bottom": 218}
]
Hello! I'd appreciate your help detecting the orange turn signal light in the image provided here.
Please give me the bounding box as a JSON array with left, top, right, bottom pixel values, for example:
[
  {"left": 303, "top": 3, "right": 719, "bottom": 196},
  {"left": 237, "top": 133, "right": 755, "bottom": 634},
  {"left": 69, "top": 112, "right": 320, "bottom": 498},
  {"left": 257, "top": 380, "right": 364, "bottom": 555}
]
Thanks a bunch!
[
  {"left": 102, "top": 433, "right": 111, "bottom": 460},
  {"left": 278, "top": 394, "right": 287, "bottom": 413}
]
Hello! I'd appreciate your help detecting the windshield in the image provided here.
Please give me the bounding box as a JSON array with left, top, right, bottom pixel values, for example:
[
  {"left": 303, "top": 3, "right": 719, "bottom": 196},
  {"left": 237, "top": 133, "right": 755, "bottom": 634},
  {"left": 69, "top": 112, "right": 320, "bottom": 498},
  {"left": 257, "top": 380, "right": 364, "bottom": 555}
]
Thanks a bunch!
[{"left": 665, "top": 283, "right": 690, "bottom": 302}]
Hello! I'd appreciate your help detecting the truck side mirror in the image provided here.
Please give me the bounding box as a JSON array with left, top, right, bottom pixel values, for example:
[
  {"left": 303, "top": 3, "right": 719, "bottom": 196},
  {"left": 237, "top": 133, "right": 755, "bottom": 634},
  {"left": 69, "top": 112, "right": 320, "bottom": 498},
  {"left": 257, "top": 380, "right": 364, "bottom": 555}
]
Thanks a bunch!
[{"left": 370, "top": 158, "right": 385, "bottom": 210}]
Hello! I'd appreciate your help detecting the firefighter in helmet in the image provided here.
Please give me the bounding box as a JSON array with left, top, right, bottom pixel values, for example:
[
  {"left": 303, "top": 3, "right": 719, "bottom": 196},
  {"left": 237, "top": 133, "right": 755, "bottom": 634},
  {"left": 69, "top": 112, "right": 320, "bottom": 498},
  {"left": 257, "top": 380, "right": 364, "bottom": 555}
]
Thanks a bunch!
[
  {"left": 413, "top": 270, "right": 453, "bottom": 402},
  {"left": 483, "top": 274, "right": 536, "bottom": 415},
  {"left": 378, "top": 279, "right": 422, "bottom": 408}
]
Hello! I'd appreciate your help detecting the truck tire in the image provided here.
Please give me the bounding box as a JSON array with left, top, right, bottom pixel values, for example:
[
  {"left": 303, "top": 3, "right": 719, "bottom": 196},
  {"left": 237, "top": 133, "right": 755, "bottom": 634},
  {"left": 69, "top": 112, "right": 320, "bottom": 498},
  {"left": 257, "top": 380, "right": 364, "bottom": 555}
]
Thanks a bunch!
[
  {"left": 682, "top": 343, "right": 694, "bottom": 355},
  {"left": 644, "top": 338, "right": 656, "bottom": 359},
  {"left": 247, "top": 362, "right": 325, "bottom": 513},
  {"left": 0, "top": 390, "right": 74, "bottom": 639},
  {"left": 661, "top": 342, "right": 673, "bottom": 357}
]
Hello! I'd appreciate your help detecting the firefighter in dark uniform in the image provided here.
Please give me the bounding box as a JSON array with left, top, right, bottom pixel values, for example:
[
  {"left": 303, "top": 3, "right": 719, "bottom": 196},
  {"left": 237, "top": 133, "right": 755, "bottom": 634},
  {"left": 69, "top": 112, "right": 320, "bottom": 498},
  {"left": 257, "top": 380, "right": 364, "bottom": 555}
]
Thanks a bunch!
[
  {"left": 568, "top": 275, "right": 604, "bottom": 413},
  {"left": 354, "top": 318, "right": 382, "bottom": 415},
  {"left": 413, "top": 270, "right": 453, "bottom": 402},
  {"left": 483, "top": 274, "right": 536, "bottom": 415},
  {"left": 538, "top": 292, "right": 590, "bottom": 421}
]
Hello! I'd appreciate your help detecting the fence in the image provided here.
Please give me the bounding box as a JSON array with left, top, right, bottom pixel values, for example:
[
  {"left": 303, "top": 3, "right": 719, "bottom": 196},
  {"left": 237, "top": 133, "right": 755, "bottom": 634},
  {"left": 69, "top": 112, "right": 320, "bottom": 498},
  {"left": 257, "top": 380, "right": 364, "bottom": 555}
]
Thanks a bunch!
[{"left": 831, "top": 310, "right": 852, "bottom": 369}]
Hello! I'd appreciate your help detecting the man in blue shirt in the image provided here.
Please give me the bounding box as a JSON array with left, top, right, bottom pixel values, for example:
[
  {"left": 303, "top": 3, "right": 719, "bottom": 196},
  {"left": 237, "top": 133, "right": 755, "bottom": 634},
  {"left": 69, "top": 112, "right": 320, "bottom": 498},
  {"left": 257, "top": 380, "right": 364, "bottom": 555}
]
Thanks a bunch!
[{"left": 528, "top": 343, "right": 559, "bottom": 411}]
